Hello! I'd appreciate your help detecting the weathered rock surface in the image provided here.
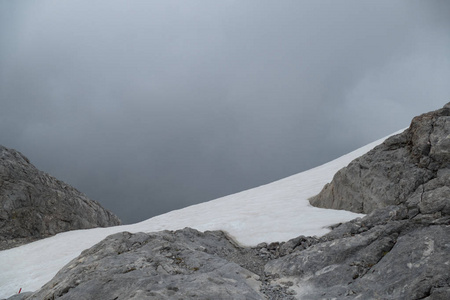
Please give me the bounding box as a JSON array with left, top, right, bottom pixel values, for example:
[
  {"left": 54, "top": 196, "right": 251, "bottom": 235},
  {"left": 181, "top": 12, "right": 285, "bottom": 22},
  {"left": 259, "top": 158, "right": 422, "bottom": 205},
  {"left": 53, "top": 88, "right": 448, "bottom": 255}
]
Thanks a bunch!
[
  {"left": 266, "top": 206, "right": 450, "bottom": 299},
  {"left": 309, "top": 102, "right": 450, "bottom": 214},
  {"left": 7, "top": 103, "right": 450, "bottom": 299},
  {"left": 24, "top": 229, "right": 267, "bottom": 300},
  {"left": 272, "top": 102, "right": 450, "bottom": 299},
  {"left": 0, "top": 146, "right": 121, "bottom": 250}
]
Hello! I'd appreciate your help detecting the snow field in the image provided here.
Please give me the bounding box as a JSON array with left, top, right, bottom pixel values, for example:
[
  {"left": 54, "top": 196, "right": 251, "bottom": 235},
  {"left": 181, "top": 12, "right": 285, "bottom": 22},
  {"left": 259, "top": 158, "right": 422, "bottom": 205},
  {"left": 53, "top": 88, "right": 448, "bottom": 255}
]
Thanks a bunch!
[{"left": 0, "top": 130, "right": 403, "bottom": 298}]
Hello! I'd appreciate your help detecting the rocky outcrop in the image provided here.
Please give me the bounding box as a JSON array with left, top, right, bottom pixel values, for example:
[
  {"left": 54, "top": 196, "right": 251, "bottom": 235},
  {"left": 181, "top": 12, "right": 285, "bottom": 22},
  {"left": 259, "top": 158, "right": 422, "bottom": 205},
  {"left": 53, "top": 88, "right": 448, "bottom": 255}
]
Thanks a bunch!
[
  {"left": 309, "top": 102, "right": 450, "bottom": 214},
  {"left": 7, "top": 103, "right": 450, "bottom": 299},
  {"left": 265, "top": 205, "right": 450, "bottom": 299},
  {"left": 16, "top": 206, "right": 450, "bottom": 299},
  {"left": 0, "top": 146, "right": 121, "bottom": 250},
  {"left": 273, "top": 102, "right": 450, "bottom": 299},
  {"left": 24, "top": 229, "right": 268, "bottom": 300}
]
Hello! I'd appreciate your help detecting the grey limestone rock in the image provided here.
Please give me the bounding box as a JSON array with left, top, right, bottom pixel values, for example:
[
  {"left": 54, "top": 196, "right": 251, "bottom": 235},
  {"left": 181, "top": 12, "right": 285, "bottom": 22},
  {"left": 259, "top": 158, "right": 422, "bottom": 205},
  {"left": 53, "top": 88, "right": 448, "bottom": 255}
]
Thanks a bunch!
[
  {"left": 23, "top": 228, "right": 266, "bottom": 300},
  {"left": 0, "top": 145, "right": 121, "bottom": 250},
  {"left": 13, "top": 228, "right": 303, "bottom": 300},
  {"left": 264, "top": 197, "right": 450, "bottom": 299},
  {"left": 261, "top": 103, "right": 450, "bottom": 299},
  {"left": 310, "top": 102, "right": 450, "bottom": 214},
  {"left": 266, "top": 221, "right": 450, "bottom": 299}
]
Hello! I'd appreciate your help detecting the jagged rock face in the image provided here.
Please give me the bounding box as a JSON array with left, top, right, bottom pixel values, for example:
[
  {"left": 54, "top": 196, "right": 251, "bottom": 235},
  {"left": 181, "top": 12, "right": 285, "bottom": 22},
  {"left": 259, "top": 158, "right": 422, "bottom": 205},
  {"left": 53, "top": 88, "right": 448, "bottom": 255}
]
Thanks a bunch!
[
  {"left": 0, "top": 146, "right": 121, "bottom": 250},
  {"left": 19, "top": 210, "right": 450, "bottom": 299},
  {"left": 265, "top": 205, "right": 450, "bottom": 299},
  {"left": 24, "top": 229, "right": 266, "bottom": 300},
  {"left": 271, "top": 102, "right": 450, "bottom": 299},
  {"left": 310, "top": 102, "right": 450, "bottom": 214}
]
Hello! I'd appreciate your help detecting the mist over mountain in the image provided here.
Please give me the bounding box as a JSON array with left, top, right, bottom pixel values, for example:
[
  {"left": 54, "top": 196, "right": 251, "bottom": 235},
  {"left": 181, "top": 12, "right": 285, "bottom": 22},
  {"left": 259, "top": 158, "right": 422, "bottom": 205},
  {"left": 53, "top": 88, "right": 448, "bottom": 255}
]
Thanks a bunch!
[
  {"left": 1, "top": 103, "right": 449, "bottom": 299},
  {"left": 1, "top": 1, "right": 449, "bottom": 223}
]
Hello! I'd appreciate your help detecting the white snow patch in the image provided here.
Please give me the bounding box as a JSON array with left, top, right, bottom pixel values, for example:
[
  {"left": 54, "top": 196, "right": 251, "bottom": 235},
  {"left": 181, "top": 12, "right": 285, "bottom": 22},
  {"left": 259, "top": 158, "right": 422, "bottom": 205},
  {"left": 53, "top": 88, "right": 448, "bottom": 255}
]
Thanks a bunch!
[{"left": 0, "top": 130, "right": 404, "bottom": 298}]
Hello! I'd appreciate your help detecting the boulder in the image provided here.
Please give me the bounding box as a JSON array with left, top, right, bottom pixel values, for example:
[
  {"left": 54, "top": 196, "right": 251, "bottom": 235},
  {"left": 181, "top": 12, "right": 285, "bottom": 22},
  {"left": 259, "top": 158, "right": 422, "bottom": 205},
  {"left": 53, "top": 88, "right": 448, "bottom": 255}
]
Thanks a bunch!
[
  {"left": 24, "top": 228, "right": 267, "bottom": 300},
  {"left": 309, "top": 102, "right": 450, "bottom": 214}
]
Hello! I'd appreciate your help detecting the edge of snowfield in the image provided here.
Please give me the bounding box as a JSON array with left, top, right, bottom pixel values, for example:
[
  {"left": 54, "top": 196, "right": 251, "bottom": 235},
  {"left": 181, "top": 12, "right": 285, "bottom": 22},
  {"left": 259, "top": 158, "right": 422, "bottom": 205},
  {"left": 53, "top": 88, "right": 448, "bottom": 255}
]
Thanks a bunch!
[{"left": 0, "top": 129, "right": 404, "bottom": 298}]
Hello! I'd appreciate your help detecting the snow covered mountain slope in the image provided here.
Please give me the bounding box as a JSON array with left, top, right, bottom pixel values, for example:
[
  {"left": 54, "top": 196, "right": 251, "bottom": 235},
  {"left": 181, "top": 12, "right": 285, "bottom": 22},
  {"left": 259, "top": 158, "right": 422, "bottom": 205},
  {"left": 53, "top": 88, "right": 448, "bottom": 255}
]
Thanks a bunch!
[{"left": 0, "top": 130, "right": 403, "bottom": 298}]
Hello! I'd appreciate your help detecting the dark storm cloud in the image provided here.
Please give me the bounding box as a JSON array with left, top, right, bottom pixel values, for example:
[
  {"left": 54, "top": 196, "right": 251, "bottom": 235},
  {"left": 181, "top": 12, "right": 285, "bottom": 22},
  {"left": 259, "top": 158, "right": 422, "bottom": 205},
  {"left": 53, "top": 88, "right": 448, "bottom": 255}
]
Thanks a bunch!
[{"left": 1, "top": 1, "right": 449, "bottom": 223}]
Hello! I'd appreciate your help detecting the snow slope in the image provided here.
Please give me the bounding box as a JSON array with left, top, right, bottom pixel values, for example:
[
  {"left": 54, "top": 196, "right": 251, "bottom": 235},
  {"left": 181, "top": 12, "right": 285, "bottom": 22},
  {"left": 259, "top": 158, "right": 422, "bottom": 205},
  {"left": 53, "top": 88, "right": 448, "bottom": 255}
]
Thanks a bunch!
[{"left": 0, "top": 130, "right": 403, "bottom": 298}]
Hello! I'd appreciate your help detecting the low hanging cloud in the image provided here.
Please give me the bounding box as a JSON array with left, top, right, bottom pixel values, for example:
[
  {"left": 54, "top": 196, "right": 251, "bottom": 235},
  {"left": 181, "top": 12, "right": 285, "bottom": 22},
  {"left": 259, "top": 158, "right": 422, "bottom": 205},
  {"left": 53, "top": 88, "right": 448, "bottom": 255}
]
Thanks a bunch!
[{"left": 1, "top": 0, "right": 449, "bottom": 223}]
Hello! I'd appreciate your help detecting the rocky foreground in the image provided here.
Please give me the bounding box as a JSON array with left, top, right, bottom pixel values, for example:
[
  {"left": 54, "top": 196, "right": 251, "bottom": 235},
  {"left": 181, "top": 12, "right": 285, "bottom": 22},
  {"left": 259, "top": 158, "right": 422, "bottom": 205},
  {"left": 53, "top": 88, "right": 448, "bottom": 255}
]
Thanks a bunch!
[
  {"left": 5, "top": 103, "right": 450, "bottom": 299},
  {"left": 0, "top": 146, "right": 121, "bottom": 250}
]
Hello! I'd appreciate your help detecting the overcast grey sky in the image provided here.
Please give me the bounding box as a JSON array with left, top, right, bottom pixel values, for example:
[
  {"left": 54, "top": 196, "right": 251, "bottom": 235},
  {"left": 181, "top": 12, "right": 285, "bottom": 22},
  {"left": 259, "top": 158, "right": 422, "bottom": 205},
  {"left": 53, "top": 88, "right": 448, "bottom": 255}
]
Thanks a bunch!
[{"left": 1, "top": 1, "right": 449, "bottom": 223}]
